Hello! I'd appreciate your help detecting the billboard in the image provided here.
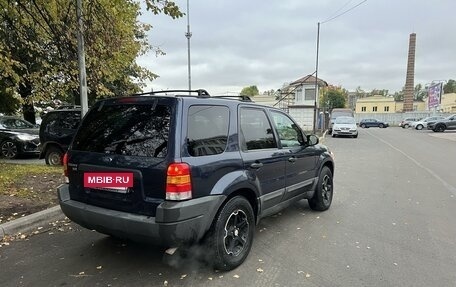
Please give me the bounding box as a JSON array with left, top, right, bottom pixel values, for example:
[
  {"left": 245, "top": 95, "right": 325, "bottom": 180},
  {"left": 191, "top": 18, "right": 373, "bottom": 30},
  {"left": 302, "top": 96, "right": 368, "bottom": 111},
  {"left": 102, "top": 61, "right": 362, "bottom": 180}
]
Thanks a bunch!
[{"left": 428, "top": 83, "right": 442, "bottom": 109}]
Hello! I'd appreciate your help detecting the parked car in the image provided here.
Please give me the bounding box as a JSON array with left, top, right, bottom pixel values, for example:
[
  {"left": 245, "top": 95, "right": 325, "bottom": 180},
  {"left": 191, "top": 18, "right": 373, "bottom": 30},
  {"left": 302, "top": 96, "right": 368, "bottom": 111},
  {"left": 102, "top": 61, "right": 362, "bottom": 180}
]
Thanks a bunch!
[
  {"left": 399, "top": 117, "right": 419, "bottom": 128},
  {"left": 58, "top": 89, "right": 335, "bottom": 271},
  {"left": 359, "top": 118, "right": 389, "bottom": 128},
  {"left": 411, "top": 116, "right": 446, "bottom": 130},
  {"left": 331, "top": 116, "right": 358, "bottom": 138},
  {"left": 0, "top": 116, "right": 40, "bottom": 159},
  {"left": 427, "top": 114, "right": 456, "bottom": 132},
  {"left": 39, "top": 109, "right": 81, "bottom": 165},
  {"left": 328, "top": 108, "right": 354, "bottom": 134}
]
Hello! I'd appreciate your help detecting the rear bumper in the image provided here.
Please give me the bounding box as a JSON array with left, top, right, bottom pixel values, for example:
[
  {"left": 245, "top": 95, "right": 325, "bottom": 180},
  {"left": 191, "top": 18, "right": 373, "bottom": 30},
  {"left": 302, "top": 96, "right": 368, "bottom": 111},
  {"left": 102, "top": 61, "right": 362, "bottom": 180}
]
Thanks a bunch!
[{"left": 58, "top": 184, "right": 226, "bottom": 246}]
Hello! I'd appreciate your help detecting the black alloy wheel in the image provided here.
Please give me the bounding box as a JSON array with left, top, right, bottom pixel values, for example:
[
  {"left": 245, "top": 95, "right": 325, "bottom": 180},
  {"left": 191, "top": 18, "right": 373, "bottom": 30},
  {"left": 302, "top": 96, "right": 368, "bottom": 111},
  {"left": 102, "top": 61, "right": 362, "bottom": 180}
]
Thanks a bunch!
[
  {"left": 210, "top": 196, "right": 255, "bottom": 271},
  {"left": 1, "top": 140, "right": 18, "bottom": 159},
  {"left": 308, "top": 166, "right": 333, "bottom": 211}
]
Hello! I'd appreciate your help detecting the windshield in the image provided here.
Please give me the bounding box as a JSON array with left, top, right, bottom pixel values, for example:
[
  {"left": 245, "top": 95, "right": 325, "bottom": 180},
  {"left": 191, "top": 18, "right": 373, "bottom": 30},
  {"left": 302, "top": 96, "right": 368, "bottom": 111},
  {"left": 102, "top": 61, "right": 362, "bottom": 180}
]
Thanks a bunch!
[
  {"left": 0, "top": 118, "right": 35, "bottom": 129},
  {"left": 335, "top": 117, "right": 355, "bottom": 124}
]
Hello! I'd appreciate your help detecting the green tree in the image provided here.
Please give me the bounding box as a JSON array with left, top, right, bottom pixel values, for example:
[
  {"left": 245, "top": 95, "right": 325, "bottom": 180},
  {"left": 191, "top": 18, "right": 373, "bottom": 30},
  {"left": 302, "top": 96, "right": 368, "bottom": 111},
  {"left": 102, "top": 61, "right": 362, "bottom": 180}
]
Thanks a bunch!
[
  {"left": 320, "top": 86, "right": 347, "bottom": 109},
  {"left": 240, "top": 85, "right": 259, "bottom": 97},
  {"left": 414, "top": 83, "right": 427, "bottom": 101},
  {"left": 0, "top": 0, "right": 182, "bottom": 122},
  {"left": 393, "top": 86, "right": 405, "bottom": 101},
  {"left": 443, "top": 79, "right": 456, "bottom": 93},
  {"left": 370, "top": 89, "right": 389, "bottom": 96}
]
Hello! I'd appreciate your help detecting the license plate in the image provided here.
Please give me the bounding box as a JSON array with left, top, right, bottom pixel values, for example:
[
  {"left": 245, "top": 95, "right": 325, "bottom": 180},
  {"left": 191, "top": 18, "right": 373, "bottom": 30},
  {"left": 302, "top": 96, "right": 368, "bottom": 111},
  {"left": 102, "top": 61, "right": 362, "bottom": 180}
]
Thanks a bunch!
[{"left": 84, "top": 172, "right": 134, "bottom": 191}]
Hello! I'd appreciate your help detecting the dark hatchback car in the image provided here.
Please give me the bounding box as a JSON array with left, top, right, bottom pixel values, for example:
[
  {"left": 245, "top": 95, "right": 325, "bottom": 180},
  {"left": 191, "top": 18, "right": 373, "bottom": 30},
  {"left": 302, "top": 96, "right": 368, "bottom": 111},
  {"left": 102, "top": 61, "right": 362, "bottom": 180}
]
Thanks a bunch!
[
  {"left": 58, "top": 90, "right": 335, "bottom": 270},
  {"left": 359, "top": 118, "right": 389, "bottom": 128},
  {"left": 39, "top": 109, "right": 81, "bottom": 165},
  {"left": 0, "top": 116, "right": 40, "bottom": 159}
]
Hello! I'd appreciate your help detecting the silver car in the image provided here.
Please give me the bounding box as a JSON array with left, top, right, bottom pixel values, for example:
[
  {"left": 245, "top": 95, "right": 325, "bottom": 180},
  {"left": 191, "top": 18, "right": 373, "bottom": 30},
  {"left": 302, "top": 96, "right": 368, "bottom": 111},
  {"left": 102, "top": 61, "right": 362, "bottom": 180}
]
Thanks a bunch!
[{"left": 332, "top": 116, "right": 358, "bottom": 138}]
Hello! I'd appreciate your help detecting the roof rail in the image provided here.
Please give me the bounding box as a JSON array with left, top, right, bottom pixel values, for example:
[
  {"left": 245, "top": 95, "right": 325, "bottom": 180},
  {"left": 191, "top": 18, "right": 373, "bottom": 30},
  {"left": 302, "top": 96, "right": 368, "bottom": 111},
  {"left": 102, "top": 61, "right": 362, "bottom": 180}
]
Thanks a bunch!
[
  {"left": 131, "top": 89, "right": 211, "bottom": 98},
  {"left": 212, "top": 95, "right": 252, "bottom": 102}
]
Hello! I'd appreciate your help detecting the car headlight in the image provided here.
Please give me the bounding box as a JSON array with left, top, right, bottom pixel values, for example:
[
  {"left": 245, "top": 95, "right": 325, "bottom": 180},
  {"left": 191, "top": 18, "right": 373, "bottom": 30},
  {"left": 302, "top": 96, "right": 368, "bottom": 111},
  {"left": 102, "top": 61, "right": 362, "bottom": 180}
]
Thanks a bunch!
[{"left": 17, "top": 134, "right": 38, "bottom": 141}]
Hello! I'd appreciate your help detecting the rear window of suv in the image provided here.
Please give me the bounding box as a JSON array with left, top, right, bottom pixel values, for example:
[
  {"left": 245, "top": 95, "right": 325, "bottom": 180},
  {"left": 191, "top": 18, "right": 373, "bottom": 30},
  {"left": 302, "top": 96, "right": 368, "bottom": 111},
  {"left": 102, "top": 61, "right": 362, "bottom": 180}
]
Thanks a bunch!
[
  {"left": 72, "top": 102, "right": 171, "bottom": 157},
  {"left": 187, "top": 105, "right": 229, "bottom": 156}
]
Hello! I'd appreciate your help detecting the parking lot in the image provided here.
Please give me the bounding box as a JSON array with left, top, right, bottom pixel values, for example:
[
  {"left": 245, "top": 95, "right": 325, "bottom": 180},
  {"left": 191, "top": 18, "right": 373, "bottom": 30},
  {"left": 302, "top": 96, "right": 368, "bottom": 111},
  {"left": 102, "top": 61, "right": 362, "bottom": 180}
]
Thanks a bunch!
[{"left": 1, "top": 127, "right": 456, "bottom": 287}]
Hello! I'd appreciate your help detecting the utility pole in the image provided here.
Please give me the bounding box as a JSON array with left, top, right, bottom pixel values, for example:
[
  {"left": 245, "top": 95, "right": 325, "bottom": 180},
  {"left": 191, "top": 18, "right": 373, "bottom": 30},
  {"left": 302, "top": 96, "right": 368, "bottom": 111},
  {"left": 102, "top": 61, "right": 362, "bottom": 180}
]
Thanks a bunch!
[
  {"left": 313, "top": 22, "right": 320, "bottom": 134},
  {"left": 185, "top": 0, "right": 192, "bottom": 93},
  {"left": 76, "top": 0, "right": 88, "bottom": 117}
]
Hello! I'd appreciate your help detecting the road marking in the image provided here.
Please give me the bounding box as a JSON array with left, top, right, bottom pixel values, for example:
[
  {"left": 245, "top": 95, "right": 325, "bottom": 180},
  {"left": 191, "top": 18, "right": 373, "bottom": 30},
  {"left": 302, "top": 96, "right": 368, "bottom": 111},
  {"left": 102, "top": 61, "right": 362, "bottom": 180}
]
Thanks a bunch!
[{"left": 366, "top": 130, "right": 456, "bottom": 196}]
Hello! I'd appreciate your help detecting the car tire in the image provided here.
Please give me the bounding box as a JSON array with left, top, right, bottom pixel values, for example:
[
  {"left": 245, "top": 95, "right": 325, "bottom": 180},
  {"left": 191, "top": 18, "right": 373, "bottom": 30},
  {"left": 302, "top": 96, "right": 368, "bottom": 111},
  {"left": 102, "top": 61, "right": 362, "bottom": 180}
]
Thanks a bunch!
[
  {"left": 434, "top": 124, "right": 445, "bottom": 132},
  {"left": 45, "top": 147, "right": 63, "bottom": 166},
  {"left": 1, "top": 140, "right": 19, "bottom": 159},
  {"left": 209, "top": 196, "right": 255, "bottom": 271},
  {"left": 308, "top": 166, "right": 333, "bottom": 211},
  {"left": 353, "top": 134, "right": 358, "bottom": 138},
  {"left": 404, "top": 124, "right": 409, "bottom": 128},
  {"left": 379, "top": 124, "right": 384, "bottom": 128},
  {"left": 332, "top": 134, "right": 336, "bottom": 138},
  {"left": 416, "top": 124, "right": 423, "bottom": 130},
  {"left": 360, "top": 124, "right": 366, "bottom": 128}
]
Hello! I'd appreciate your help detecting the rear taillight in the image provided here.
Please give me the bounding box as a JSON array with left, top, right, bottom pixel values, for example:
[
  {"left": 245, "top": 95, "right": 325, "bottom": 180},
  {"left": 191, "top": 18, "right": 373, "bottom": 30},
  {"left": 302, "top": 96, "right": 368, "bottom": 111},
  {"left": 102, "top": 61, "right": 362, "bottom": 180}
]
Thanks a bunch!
[
  {"left": 63, "top": 153, "right": 69, "bottom": 183},
  {"left": 166, "top": 163, "right": 192, "bottom": 200}
]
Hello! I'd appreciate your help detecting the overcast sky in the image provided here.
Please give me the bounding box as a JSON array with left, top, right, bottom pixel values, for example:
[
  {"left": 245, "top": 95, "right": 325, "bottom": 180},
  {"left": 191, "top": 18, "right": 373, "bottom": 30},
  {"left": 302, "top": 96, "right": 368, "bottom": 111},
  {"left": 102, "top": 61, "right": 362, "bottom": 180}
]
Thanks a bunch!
[{"left": 137, "top": 0, "right": 455, "bottom": 95}]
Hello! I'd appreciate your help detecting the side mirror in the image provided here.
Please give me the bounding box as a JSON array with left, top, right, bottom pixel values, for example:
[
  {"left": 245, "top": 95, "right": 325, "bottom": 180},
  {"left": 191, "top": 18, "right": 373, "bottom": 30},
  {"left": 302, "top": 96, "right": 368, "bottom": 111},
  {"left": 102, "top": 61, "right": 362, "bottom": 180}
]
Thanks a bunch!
[{"left": 307, "top": 134, "right": 319, "bottom": 146}]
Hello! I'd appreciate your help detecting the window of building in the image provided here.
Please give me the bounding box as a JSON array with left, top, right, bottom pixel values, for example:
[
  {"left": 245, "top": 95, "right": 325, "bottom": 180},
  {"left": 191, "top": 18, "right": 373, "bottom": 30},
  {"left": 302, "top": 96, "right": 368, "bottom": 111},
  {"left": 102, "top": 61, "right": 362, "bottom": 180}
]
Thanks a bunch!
[
  {"left": 361, "top": 106, "right": 366, "bottom": 112},
  {"left": 304, "top": 89, "right": 316, "bottom": 101},
  {"left": 295, "top": 88, "right": 303, "bottom": 103},
  {"left": 372, "top": 106, "right": 378, "bottom": 112},
  {"left": 384, "top": 106, "right": 389, "bottom": 112}
]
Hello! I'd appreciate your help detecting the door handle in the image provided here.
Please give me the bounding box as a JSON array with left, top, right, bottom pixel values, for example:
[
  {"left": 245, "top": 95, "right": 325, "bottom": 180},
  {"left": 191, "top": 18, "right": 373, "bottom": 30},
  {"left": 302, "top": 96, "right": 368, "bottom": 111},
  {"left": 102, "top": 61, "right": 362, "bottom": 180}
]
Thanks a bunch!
[
  {"left": 288, "top": 157, "right": 297, "bottom": 163},
  {"left": 250, "top": 162, "right": 263, "bottom": 169}
]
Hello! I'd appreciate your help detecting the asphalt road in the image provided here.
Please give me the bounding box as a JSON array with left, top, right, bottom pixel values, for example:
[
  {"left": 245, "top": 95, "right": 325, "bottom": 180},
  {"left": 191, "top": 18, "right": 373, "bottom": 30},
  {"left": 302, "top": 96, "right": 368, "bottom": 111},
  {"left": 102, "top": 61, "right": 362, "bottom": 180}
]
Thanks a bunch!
[
  {"left": 1, "top": 127, "right": 456, "bottom": 287},
  {"left": 0, "top": 155, "right": 44, "bottom": 165}
]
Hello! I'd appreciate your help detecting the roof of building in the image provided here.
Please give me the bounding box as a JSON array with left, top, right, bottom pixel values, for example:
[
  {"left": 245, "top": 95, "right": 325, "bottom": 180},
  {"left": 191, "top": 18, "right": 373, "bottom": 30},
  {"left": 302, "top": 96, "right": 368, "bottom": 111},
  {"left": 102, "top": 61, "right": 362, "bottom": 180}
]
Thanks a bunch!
[{"left": 289, "top": 75, "right": 328, "bottom": 87}]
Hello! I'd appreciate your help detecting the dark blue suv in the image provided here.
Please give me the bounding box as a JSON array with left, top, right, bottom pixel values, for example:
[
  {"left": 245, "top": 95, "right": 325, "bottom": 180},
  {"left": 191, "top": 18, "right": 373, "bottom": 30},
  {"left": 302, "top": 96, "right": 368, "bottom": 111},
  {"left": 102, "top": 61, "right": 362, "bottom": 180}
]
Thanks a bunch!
[{"left": 58, "top": 90, "right": 335, "bottom": 270}]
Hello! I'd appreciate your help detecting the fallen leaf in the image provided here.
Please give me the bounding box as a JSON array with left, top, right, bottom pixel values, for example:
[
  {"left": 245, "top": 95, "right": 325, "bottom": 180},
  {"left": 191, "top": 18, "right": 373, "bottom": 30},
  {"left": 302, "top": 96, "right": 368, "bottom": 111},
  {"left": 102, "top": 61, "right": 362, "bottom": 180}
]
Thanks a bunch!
[
  {"left": 233, "top": 274, "right": 240, "bottom": 278},
  {"left": 20, "top": 235, "right": 26, "bottom": 239},
  {"left": 208, "top": 277, "right": 213, "bottom": 280},
  {"left": 257, "top": 268, "right": 264, "bottom": 273},
  {"left": 163, "top": 280, "right": 168, "bottom": 286},
  {"left": 306, "top": 273, "right": 311, "bottom": 278},
  {"left": 219, "top": 275, "right": 223, "bottom": 279},
  {"left": 393, "top": 263, "right": 398, "bottom": 266},
  {"left": 180, "top": 274, "right": 187, "bottom": 279},
  {"left": 297, "top": 271, "right": 305, "bottom": 274},
  {"left": 258, "top": 259, "right": 263, "bottom": 262},
  {"left": 37, "top": 226, "right": 43, "bottom": 230},
  {"left": 79, "top": 272, "right": 85, "bottom": 275},
  {"left": 96, "top": 266, "right": 102, "bottom": 270}
]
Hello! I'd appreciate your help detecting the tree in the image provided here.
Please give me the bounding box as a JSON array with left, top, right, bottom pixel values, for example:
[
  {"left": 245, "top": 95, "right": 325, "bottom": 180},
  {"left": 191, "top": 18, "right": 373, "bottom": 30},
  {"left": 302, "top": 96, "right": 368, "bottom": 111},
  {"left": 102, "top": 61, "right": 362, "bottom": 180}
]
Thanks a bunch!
[
  {"left": 393, "top": 86, "right": 405, "bottom": 101},
  {"left": 370, "top": 89, "right": 389, "bottom": 97},
  {"left": 414, "top": 83, "right": 427, "bottom": 101},
  {"left": 443, "top": 79, "right": 456, "bottom": 94},
  {"left": 240, "top": 85, "right": 259, "bottom": 97},
  {"left": 0, "top": 0, "right": 183, "bottom": 122},
  {"left": 320, "top": 86, "right": 347, "bottom": 109}
]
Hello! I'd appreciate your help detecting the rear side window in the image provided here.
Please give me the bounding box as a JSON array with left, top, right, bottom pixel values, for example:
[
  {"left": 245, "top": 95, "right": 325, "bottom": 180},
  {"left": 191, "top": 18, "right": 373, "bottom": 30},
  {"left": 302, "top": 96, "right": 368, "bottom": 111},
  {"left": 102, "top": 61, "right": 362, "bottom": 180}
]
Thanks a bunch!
[
  {"left": 72, "top": 103, "right": 171, "bottom": 157},
  {"left": 44, "top": 111, "right": 80, "bottom": 133},
  {"left": 187, "top": 105, "right": 229, "bottom": 156}
]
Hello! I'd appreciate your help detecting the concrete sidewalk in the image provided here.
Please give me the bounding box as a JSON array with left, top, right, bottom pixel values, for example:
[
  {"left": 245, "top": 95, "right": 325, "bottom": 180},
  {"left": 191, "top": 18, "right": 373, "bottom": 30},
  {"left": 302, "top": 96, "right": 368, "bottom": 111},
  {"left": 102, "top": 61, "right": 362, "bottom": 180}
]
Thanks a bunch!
[{"left": 0, "top": 206, "right": 64, "bottom": 240}]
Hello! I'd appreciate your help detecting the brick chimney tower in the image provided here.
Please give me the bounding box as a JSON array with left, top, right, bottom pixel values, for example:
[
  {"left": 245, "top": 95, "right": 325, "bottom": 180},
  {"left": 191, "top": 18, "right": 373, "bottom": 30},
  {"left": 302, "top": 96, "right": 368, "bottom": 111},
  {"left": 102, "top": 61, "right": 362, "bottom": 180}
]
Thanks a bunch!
[{"left": 403, "top": 33, "right": 416, "bottom": 112}]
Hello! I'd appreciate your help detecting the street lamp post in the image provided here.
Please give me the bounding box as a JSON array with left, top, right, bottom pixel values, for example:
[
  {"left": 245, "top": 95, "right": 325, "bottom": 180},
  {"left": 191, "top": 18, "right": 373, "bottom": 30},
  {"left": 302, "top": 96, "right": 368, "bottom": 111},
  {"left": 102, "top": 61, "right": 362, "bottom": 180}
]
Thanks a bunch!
[
  {"left": 185, "top": 0, "right": 192, "bottom": 93},
  {"left": 313, "top": 22, "right": 320, "bottom": 134}
]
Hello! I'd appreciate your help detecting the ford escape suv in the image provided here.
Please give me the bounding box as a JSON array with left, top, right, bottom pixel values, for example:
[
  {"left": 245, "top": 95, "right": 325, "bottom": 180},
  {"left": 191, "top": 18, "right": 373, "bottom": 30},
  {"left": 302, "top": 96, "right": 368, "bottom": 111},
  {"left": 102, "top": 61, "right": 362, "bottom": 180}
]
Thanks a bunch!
[{"left": 58, "top": 89, "right": 335, "bottom": 270}]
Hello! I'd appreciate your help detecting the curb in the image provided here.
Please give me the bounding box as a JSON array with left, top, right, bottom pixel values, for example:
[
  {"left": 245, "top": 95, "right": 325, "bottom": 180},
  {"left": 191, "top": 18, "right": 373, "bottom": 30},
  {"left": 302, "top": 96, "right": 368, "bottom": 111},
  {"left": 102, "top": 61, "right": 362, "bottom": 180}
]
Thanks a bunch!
[
  {"left": 319, "top": 130, "right": 328, "bottom": 143},
  {"left": 0, "top": 205, "right": 65, "bottom": 240}
]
